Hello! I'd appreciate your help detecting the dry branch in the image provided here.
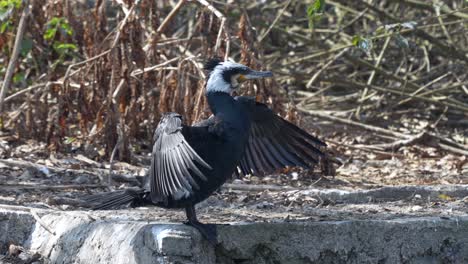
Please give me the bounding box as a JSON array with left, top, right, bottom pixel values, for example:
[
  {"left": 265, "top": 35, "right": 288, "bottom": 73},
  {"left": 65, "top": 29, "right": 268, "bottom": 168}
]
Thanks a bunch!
[
  {"left": 0, "top": 1, "right": 29, "bottom": 113},
  {"left": 0, "top": 159, "right": 141, "bottom": 185},
  {"left": 297, "top": 107, "right": 408, "bottom": 139},
  {"left": 327, "top": 79, "right": 468, "bottom": 112},
  {"left": 298, "top": 107, "right": 468, "bottom": 155},
  {"left": 196, "top": 0, "right": 230, "bottom": 57},
  {"left": 130, "top": 57, "right": 180, "bottom": 77},
  {"left": 157, "top": 0, "right": 187, "bottom": 34},
  {"left": 370, "top": 132, "right": 433, "bottom": 151},
  {"left": 258, "top": 0, "right": 292, "bottom": 43},
  {"left": 0, "top": 0, "right": 465, "bottom": 172}
]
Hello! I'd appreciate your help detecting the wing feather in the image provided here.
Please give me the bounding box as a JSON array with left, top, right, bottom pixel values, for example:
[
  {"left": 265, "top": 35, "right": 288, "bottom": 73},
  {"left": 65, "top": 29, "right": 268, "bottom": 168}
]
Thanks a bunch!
[
  {"left": 166, "top": 150, "right": 182, "bottom": 191},
  {"left": 174, "top": 149, "right": 200, "bottom": 189},
  {"left": 239, "top": 158, "right": 251, "bottom": 175},
  {"left": 179, "top": 143, "right": 208, "bottom": 181},
  {"left": 235, "top": 97, "right": 326, "bottom": 176},
  {"left": 170, "top": 148, "right": 192, "bottom": 191},
  {"left": 149, "top": 113, "right": 212, "bottom": 203},
  {"left": 244, "top": 143, "right": 258, "bottom": 174},
  {"left": 250, "top": 136, "right": 271, "bottom": 170}
]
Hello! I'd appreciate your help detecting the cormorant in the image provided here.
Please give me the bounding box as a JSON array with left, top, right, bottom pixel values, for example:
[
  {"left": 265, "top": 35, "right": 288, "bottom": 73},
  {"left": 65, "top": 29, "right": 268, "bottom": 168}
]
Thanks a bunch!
[{"left": 86, "top": 58, "right": 329, "bottom": 243}]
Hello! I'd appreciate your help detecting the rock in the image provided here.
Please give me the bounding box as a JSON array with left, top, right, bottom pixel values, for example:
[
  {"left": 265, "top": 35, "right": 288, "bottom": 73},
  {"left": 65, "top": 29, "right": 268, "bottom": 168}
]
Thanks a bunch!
[
  {"left": 255, "top": 201, "right": 274, "bottom": 209},
  {"left": 8, "top": 244, "right": 22, "bottom": 257},
  {"left": 19, "top": 169, "right": 34, "bottom": 180},
  {"left": 1, "top": 206, "right": 468, "bottom": 263},
  {"left": 73, "top": 175, "right": 91, "bottom": 184},
  {"left": 149, "top": 227, "right": 193, "bottom": 257}
]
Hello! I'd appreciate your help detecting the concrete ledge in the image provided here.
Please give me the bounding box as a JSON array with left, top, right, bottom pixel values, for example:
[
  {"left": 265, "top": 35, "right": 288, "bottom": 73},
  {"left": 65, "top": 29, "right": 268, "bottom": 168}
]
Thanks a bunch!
[
  {"left": 298, "top": 184, "right": 468, "bottom": 204},
  {"left": 1, "top": 206, "right": 468, "bottom": 263}
]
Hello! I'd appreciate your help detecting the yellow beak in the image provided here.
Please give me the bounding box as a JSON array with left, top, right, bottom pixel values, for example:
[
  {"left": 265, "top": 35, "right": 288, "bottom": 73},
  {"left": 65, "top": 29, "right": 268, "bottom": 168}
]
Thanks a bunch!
[{"left": 238, "top": 74, "right": 247, "bottom": 82}]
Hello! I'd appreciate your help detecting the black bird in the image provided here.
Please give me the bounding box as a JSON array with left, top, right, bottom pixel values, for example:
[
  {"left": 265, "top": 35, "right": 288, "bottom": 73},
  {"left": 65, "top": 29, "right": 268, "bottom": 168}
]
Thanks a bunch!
[{"left": 86, "top": 58, "right": 329, "bottom": 243}]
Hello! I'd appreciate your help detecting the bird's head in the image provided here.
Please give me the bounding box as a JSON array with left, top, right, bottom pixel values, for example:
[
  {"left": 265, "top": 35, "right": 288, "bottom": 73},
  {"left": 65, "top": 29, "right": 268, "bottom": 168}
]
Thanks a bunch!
[{"left": 204, "top": 58, "right": 273, "bottom": 94}]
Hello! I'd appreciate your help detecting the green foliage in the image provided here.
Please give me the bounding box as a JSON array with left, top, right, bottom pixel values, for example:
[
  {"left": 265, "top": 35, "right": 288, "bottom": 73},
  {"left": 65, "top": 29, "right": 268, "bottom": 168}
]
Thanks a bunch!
[
  {"left": 44, "top": 17, "right": 76, "bottom": 61},
  {"left": 0, "top": 0, "right": 21, "bottom": 16},
  {"left": 12, "top": 71, "right": 24, "bottom": 84},
  {"left": 53, "top": 42, "right": 77, "bottom": 56},
  {"left": 0, "top": 0, "right": 21, "bottom": 10},
  {"left": 352, "top": 35, "right": 361, "bottom": 47},
  {"left": 44, "top": 17, "right": 73, "bottom": 41},
  {"left": 307, "top": 0, "right": 325, "bottom": 29},
  {"left": 0, "top": 0, "right": 21, "bottom": 33},
  {"left": 63, "top": 137, "right": 77, "bottom": 145},
  {"left": 0, "top": 19, "right": 10, "bottom": 32}
]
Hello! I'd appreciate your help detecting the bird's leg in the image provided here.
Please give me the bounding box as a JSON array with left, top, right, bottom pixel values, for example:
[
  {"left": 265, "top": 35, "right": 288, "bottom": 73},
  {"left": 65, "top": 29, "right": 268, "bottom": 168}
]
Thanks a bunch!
[{"left": 184, "top": 205, "right": 218, "bottom": 245}]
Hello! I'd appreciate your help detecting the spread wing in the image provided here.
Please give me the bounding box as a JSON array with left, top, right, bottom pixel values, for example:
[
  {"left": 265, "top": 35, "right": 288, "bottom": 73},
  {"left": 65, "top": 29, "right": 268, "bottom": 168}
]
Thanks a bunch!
[
  {"left": 235, "top": 97, "right": 326, "bottom": 176},
  {"left": 150, "top": 113, "right": 212, "bottom": 202}
]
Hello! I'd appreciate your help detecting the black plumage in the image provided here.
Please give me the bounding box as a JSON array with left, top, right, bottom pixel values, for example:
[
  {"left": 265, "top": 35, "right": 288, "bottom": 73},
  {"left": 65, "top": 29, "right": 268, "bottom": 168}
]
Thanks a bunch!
[{"left": 86, "top": 59, "right": 330, "bottom": 243}]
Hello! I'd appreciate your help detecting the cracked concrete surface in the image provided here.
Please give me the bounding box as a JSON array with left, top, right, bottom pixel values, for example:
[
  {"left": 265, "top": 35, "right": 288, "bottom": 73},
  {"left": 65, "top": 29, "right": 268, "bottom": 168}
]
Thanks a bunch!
[{"left": 1, "top": 185, "right": 468, "bottom": 264}]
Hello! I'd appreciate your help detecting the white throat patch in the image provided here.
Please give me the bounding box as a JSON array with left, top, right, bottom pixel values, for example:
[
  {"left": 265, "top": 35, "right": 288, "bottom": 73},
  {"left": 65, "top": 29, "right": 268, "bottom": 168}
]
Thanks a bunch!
[
  {"left": 206, "top": 65, "right": 231, "bottom": 93},
  {"left": 205, "top": 61, "right": 248, "bottom": 93}
]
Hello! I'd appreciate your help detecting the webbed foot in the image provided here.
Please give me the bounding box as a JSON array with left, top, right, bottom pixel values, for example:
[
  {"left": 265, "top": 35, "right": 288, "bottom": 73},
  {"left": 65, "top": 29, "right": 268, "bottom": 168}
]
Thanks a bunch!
[{"left": 184, "top": 220, "right": 218, "bottom": 245}]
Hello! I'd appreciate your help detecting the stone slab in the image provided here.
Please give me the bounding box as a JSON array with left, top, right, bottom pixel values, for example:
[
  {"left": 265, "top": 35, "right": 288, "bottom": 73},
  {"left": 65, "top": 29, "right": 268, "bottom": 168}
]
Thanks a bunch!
[{"left": 1, "top": 205, "right": 468, "bottom": 263}]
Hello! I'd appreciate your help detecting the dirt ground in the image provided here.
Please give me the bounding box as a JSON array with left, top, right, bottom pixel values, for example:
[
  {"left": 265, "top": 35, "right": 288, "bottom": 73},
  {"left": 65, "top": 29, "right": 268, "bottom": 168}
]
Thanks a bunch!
[
  {"left": 0, "top": 117, "right": 466, "bottom": 224},
  {"left": 0, "top": 116, "right": 467, "bottom": 264}
]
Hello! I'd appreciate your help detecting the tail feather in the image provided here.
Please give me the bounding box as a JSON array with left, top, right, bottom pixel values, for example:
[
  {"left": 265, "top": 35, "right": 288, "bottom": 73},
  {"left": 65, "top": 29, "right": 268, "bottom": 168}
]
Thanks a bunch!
[{"left": 84, "top": 188, "right": 152, "bottom": 210}]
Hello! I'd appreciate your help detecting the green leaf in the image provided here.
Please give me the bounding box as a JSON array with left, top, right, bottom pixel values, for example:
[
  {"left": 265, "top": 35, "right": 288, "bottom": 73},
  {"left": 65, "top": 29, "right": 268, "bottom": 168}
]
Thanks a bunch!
[
  {"left": 54, "top": 42, "right": 77, "bottom": 51},
  {"left": 45, "top": 17, "right": 74, "bottom": 41},
  {"left": 307, "top": 0, "right": 325, "bottom": 17},
  {"left": 315, "top": 0, "right": 326, "bottom": 12},
  {"left": 44, "top": 28, "right": 57, "bottom": 41},
  {"left": 0, "top": 5, "right": 13, "bottom": 22},
  {"left": 64, "top": 137, "right": 76, "bottom": 144},
  {"left": 60, "top": 21, "right": 73, "bottom": 36},
  {"left": 307, "top": 0, "right": 326, "bottom": 29},
  {"left": 13, "top": 71, "right": 25, "bottom": 84},
  {"left": 307, "top": 5, "right": 315, "bottom": 18},
  {"left": 11, "top": 0, "right": 21, "bottom": 9},
  {"left": 48, "top": 17, "right": 62, "bottom": 27},
  {"left": 0, "top": 20, "right": 10, "bottom": 33},
  {"left": 53, "top": 42, "right": 77, "bottom": 57},
  {"left": 0, "top": 0, "right": 21, "bottom": 11},
  {"left": 352, "top": 35, "right": 361, "bottom": 47}
]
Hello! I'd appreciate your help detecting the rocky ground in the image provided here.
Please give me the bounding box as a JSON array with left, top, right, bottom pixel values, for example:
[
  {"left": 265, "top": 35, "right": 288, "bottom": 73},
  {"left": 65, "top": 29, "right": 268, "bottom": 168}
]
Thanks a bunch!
[{"left": 0, "top": 117, "right": 467, "bottom": 263}]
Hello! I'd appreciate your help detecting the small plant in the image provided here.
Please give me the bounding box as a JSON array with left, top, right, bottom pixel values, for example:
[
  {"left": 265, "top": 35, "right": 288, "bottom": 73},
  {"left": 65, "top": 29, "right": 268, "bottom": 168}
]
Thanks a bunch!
[
  {"left": 307, "top": 0, "right": 325, "bottom": 29},
  {"left": 44, "top": 17, "right": 77, "bottom": 60},
  {"left": 44, "top": 17, "right": 73, "bottom": 41},
  {"left": 0, "top": 0, "right": 21, "bottom": 33}
]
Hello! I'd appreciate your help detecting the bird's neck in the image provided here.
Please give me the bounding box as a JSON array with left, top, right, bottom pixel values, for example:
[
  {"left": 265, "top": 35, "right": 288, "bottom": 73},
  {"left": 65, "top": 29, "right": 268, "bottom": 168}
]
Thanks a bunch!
[
  {"left": 205, "top": 91, "right": 236, "bottom": 115},
  {"left": 205, "top": 91, "right": 250, "bottom": 141}
]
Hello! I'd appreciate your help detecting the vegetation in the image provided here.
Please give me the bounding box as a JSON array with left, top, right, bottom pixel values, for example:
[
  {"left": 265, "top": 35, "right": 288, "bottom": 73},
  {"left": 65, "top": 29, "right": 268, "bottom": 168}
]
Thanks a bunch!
[{"left": 0, "top": 0, "right": 466, "bottom": 163}]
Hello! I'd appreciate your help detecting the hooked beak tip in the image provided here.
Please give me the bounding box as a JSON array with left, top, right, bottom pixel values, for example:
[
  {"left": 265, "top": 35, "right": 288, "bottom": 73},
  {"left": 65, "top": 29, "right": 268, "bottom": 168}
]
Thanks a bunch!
[{"left": 244, "top": 70, "right": 273, "bottom": 79}]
